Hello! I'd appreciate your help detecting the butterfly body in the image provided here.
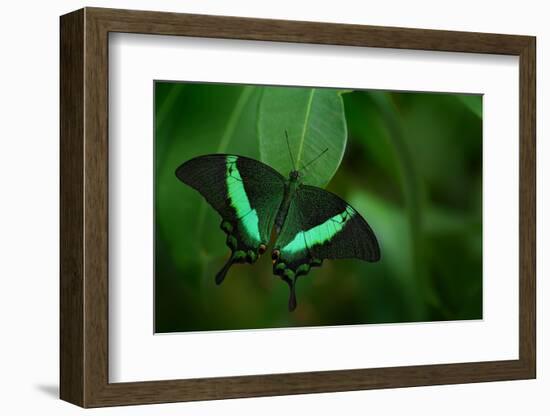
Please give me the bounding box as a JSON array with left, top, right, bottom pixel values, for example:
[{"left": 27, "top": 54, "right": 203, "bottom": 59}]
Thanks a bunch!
[
  {"left": 176, "top": 153, "right": 380, "bottom": 311},
  {"left": 274, "top": 170, "right": 301, "bottom": 233}
]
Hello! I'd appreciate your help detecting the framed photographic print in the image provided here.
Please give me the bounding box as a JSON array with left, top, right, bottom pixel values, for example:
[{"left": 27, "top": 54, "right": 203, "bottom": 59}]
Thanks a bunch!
[{"left": 60, "top": 7, "right": 536, "bottom": 408}]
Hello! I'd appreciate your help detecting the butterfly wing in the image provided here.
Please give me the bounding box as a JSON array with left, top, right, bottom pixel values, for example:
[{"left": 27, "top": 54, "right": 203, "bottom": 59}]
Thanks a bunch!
[
  {"left": 175, "top": 154, "right": 285, "bottom": 283},
  {"left": 273, "top": 184, "right": 380, "bottom": 310}
]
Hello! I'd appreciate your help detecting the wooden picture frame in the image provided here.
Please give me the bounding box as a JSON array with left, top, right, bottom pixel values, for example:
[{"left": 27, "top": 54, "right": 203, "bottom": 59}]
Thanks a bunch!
[{"left": 60, "top": 7, "right": 536, "bottom": 408}]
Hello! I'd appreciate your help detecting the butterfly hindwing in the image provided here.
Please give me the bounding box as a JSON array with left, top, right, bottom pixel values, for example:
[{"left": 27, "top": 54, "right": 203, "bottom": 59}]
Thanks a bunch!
[
  {"left": 175, "top": 154, "right": 285, "bottom": 283},
  {"left": 273, "top": 185, "right": 380, "bottom": 310}
]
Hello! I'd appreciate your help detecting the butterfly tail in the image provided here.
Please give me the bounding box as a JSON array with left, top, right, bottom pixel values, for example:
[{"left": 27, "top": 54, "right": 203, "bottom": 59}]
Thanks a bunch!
[
  {"left": 215, "top": 256, "right": 235, "bottom": 285},
  {"left": 288, "top": 282, "right": 297, "bottom": 312},
  {"left": 281, "top": 275, "right": 298, "bottom": 311}
]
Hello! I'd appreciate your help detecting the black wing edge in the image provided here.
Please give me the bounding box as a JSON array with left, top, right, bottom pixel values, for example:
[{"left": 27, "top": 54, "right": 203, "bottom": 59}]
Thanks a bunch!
[
  {"left": 300, "top": 184, "right": 381, "bottom": 263},
  {"left": 175, "top": 153, "right": 285, "bottom": 183}
]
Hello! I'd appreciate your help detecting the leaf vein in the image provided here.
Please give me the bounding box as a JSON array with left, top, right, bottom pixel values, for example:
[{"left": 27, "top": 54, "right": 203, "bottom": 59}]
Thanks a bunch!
[{"left": 296, "top": 88, "right": 315, "bottom": 168}]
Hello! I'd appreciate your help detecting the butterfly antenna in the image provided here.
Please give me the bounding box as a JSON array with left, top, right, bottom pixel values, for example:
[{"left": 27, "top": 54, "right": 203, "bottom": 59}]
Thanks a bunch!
[
  {"left": 285, "top": 130, "right": 296, "bottom": 171},
  {"left": 301, "top": 148, "right": 329, "bottom": 171}
]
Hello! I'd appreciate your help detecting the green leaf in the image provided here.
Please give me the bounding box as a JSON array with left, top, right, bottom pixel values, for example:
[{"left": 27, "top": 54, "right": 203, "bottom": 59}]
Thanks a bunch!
[
  {"left": 258, "top": 87, "right": 348, "bottom": 187},
  {"left": 457, "top": 94, "right": 482, "bottom": 118},
  {"left": 349, "top": 191, "right": 423, "bottom": 321},
  {"left": 367, "top": 91, "right": 440, "bottom": 312}
]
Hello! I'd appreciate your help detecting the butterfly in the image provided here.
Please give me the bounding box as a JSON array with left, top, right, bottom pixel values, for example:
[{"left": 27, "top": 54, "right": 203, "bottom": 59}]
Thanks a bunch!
[{"left": 175, "top": 143, "right": 380, "bottom": 311}]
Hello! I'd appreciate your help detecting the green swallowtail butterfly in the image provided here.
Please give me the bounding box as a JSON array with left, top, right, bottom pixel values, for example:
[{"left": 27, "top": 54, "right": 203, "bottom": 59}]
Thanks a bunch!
[{"left": 175, "top": 147, "right": 380, "bottom": 311}]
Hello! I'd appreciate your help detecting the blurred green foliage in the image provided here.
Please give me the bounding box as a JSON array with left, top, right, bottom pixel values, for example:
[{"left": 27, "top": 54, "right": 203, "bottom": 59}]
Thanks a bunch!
[{"left": 155, "top": 81, "right": 482, "bottom": 333}]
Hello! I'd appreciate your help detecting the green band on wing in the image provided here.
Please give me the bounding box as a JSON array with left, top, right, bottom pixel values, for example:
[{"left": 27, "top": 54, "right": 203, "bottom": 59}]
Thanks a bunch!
[
  {"left": 282, "top": 207, "right": 355, "bottom": 254},
  {"left": 226, "top": 156, "right": 261, "bottom": 243}
]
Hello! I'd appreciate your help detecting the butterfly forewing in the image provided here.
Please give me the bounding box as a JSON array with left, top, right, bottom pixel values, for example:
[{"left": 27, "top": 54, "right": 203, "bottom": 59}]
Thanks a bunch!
[{"left": 175, "top": 154, "right": 286, "bottom": 282}]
